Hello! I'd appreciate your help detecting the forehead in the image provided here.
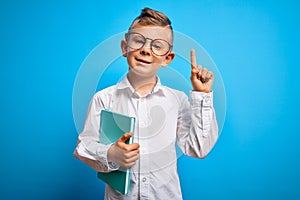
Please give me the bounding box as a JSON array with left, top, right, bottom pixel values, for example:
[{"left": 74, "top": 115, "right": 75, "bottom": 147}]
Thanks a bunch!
[{"left": 129, "top": 25, "right": 173, "bottom": 42}]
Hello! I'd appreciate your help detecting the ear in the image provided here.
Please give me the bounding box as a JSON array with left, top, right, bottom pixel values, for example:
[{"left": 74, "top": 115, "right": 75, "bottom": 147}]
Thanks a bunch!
[
  {"left": 161, "top": 52, "right": 175, "bottom": 67},
  {"left": 121, "top": 39, "right": 127, "bottom": 57}
]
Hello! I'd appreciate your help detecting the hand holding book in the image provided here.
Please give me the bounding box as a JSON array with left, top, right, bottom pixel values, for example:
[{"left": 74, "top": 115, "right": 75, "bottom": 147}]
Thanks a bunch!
[
  {"left": 107, "top": 133, "right": 140, "bottom": 169},
  {"left": 97, "top": 110, "right": 136, "bottom": 195}
]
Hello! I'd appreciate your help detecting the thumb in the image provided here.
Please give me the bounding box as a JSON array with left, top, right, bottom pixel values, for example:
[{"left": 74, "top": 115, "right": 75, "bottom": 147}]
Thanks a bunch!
[{"left": 118, "top": 132, "right": 133, "bottom": 143}]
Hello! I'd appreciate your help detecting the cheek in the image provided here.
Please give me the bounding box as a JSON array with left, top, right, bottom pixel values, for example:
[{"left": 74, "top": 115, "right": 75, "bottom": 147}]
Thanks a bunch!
[
  {"left": 126, "top": 48, "right": 138, "bottom": 56},
  {"left": 126, "top": 51, "right": 136, "bottom": 58},
  {"left": 155, "top": 57, "right": 165, "bottom": 64}
]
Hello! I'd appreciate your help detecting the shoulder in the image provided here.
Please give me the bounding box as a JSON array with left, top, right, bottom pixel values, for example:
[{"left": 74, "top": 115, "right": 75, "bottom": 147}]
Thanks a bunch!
[
  {"left": 93, "top": 85, "right": 117, "bottom": 98},
  {"left": 90, "top": 85, "right": 118, "bottom": 108},
  {"left": 161, "top": 85, "right": 187, "bottom": 98},
  {"left": 160, "top": 85, "right": 189, "bottom": 104}
]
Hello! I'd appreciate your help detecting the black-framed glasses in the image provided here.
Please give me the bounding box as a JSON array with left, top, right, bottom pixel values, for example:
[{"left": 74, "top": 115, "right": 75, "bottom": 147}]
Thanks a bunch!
[{"left": 125, "top": 32, "right": 173, "bottom": 56}]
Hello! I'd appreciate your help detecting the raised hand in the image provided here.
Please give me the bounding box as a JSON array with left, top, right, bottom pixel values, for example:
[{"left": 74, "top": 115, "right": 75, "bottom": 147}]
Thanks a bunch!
[
  {"left": 107, "top": 133, "right": 140, "bottom": 168},
  {"left": 190, "top": 49, "right": 214, "bottom": 93}
]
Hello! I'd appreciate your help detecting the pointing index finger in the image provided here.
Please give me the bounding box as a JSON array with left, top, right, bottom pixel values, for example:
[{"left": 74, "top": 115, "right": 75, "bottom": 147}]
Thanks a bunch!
[{"left": 190, "top": 49, "right": 197, "bottom": 69}]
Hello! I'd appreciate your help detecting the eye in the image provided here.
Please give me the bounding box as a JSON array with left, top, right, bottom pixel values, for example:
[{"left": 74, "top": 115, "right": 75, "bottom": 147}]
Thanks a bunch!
[
  {"left": 132, "top": 36, "right": 145, "bottom": 44},
  {"left": 152, "top": 41, "right": 164, "bottom": 50}
]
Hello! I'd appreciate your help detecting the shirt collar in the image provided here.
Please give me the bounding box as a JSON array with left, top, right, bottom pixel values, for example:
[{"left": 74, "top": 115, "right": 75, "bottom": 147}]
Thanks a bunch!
[{"left": 116, "top": 75, "right": 165, "bottom": 97}]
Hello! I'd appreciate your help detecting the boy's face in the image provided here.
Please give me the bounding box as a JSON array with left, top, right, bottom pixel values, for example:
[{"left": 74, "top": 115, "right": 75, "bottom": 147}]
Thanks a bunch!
[{"left": 121, "top": 25, "right": 175, "bottom": 78}]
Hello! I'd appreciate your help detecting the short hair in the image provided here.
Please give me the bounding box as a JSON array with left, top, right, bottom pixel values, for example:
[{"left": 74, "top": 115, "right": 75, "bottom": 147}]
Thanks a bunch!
[{"left": 129, "top": 7, "right": 173, "bottom": 32}]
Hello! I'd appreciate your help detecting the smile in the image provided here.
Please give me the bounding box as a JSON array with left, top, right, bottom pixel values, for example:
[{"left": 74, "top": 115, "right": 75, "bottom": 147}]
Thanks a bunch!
[{"left": 135, "top": 57, "right": 151, "bottom": 64}]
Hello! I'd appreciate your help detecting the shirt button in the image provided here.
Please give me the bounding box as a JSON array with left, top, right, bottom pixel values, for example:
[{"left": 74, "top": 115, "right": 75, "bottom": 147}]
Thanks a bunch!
[
  {"left": 140, "top": 148, "right": 146, "bottom": 154},
  {"left": 139, "top": 121, "right": 145, "bottom": 127},
  {"left": 204, "top": 96, "right": 211, "bottom": 104},
  {"left": 142, "top": 177, "right": 147, "bottom": 182}
]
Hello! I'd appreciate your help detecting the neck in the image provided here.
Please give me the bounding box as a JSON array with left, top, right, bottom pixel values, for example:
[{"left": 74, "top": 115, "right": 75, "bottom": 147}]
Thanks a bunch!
[{"left": 127, "top": 71, "right": 157, "bottom": 96}]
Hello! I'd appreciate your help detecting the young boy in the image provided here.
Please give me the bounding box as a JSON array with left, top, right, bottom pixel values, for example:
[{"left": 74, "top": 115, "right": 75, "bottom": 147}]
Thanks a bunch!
[{"left": 74, "top": 7, "right": 218, "bottom": 200}]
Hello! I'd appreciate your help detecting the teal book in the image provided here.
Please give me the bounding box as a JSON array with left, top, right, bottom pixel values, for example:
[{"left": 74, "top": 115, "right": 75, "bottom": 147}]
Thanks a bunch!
[{"left": 97, "top": 109, "right": 136, "bottom": 195}]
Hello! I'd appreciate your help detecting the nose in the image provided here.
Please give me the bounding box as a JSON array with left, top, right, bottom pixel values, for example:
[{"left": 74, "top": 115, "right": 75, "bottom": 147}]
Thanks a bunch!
[{"left": 140, "top": 39, "right": 151, "bottom": 56}]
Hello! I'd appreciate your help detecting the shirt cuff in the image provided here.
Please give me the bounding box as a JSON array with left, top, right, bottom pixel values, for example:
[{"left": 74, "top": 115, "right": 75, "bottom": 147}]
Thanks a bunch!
[
  {"left": 107, "top": 162, "right": 120, "bottom": 170},
  {"left": 190, "top": 91, "right": 213, "bottom": 107},
  {"left": 96, "top": 143, "right": 120, "bottom": 171}
]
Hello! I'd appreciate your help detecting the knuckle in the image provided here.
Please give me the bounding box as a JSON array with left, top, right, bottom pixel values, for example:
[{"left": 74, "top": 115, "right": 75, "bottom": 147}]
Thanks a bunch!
[
  {"left": 124, "top": 153, "right": 131, "bottom": 159},
  {"left": 123, "top": 146, "right": 130, "bottom": 151},
  {"left": 124, "top": 163, "right": 131, "bottom": 168}
]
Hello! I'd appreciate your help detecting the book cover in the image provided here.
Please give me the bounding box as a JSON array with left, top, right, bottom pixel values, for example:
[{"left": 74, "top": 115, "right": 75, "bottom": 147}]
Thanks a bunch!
[{"left": 97, "top": 109, "right": 135, "bottom": 195}]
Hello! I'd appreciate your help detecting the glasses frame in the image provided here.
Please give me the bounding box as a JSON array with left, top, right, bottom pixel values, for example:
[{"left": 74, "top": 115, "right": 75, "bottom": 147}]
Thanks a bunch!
[{"left": 125, "top": 32, "right": 173, "bottom": 56}]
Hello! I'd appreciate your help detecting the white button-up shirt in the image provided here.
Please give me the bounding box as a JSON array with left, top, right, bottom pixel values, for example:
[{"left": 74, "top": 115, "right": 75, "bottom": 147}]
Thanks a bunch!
[{"left": 74, "top": 76, "right": 218, "bottom": 200}]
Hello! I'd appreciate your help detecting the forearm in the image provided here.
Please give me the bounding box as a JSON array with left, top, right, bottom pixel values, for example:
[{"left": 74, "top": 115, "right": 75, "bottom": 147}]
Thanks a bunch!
[
  {"left": 177, "top": 91, "right": 218, "bottom": 158},
  {"left": 74, "top": 137, "right": 118, "bottom": 172}
]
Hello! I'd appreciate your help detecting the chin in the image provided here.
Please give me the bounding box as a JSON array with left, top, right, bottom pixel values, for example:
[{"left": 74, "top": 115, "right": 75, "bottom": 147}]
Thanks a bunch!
[{"left": 129, "top": 68, "right": 154, "bottom": 77}]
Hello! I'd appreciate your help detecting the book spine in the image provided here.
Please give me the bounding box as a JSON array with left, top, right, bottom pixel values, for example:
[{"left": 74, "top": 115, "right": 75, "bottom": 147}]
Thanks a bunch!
[{"left": 124, "top": 117, "right": 135, "bottom": 195}]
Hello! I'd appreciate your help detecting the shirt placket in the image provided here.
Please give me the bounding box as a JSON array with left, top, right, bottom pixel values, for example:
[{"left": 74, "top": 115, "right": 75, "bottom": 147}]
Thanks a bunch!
[{"left": 136, "top": 96, "right": 150, "bottom": 200}]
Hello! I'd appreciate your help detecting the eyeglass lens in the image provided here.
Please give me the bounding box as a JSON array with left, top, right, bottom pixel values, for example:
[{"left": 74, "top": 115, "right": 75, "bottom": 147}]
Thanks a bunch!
[{"left": 126, "top": 33, "right": 171, "bottom": 56}]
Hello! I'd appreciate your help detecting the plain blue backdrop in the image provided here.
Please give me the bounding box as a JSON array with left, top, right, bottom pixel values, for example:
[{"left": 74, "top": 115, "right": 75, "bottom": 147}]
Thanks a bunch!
[{"left": 1, "top": 0, "right": 299, "bottom": 200}]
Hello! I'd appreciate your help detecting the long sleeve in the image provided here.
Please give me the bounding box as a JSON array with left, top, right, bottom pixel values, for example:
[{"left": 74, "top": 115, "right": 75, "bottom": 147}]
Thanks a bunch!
[
  {"left": 176, "top": 91, "right": 218, "bottom": 158},
  {"left": 73, "top": 92, "right": 118, "bottom": 172}
]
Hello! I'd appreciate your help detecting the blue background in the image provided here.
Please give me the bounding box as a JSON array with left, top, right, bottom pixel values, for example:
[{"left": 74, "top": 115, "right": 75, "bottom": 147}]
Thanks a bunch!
[{"left": 1, "top": 0, "right": 299, "bottom": 200}]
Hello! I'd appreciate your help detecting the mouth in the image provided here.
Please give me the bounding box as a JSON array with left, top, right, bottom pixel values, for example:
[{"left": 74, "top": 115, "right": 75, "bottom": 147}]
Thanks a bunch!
[{"left": 135, "top": 57, "right": 151, "bottom": 65}]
